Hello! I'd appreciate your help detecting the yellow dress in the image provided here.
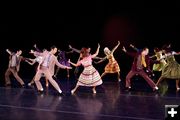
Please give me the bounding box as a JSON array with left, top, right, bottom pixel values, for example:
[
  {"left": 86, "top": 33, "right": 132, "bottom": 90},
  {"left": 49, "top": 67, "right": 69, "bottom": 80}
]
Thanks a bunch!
[{"left": 104, "top": 54, "right": 120, "bottom": 73}]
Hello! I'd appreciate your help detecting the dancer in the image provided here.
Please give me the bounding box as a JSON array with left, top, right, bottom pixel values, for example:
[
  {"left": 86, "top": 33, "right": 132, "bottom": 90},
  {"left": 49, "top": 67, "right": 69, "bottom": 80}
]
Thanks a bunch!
[
  {"left": 68, "top": 44, "right": 102, "bottom": 94},
  {"left": 156, "top": 44, "right": 180, "bottom": 91},
  {"left": 122, "top": 46, "right": 158, "bottom": 91},
  {"left": 129, "top": 44, "right": 155, "bottom": 78},
  {"left": 54, "top": 49, "right": 73, "bottom": 79},
  {"left": 95, "top": 41, "right": 121, "bottom": 82},
  {"left": 31, "top": 46, "right": 72, "bottom": 95},
  {"left": 151, "top": 47, "right": 167, "bottom": 72},
  {"left": 5, "top": 49, "right": 25, "bottom": 87},
  {"left": 69, "top": 45, "right": 102, "bottom": 80},
  {"left": 26, "top": 49, "right": 49, "bottom": 87}
]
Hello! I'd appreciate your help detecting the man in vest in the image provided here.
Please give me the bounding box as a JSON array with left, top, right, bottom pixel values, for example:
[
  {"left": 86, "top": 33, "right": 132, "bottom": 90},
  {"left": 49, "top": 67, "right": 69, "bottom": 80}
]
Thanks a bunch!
[
  {"left": 122, "top": 47, "right": 158, "bottom": 91},
  {"left": 5, "top": 49, "right": 25, "bottom": 87}
]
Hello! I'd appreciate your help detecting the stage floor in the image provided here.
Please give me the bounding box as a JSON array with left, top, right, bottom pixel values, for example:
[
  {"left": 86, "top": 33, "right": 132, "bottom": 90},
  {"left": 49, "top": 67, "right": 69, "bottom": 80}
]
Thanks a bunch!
[{"left": 0, "top": 79, "right": 180, "bottom": 120}]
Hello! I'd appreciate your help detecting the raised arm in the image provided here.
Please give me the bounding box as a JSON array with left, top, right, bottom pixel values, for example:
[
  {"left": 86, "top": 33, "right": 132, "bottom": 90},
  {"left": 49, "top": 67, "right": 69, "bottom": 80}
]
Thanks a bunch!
[
  {"left": 33, "top": 44, "right": 42, "bottom": 52},
  {"left": 122, "top": 46, "right": 136, "bottom": 57},
  {"left": 111, "top": 41, "right": 120, "bottom": 54},
  {"left": 69, "top": 45, "right": 81, "bottom": 53},
  {"left": 91, "top": 44, "right": 100, "bottom": 58},
  {"left": 129, "top": 44, "right": 139, "bottom": 52},
  {"left": 6, "top": 49, "right": 12, "bottom": 55}
]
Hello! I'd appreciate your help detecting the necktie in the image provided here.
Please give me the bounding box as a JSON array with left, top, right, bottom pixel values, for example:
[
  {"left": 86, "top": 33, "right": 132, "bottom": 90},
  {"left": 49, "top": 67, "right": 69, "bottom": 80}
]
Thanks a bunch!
[{"left": 141, "top": 55, "right": 147, "bottom": 67}]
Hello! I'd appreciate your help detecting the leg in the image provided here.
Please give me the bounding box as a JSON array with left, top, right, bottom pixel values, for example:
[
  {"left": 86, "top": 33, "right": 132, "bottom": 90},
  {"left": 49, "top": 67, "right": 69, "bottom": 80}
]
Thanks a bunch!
[
  {"left": 45, "top": 78, "right": 49, "bottom": 87},
  {"left": 45, "top": 70, "right": 62, "bottom": 93},
  {"left": 34, "top": 70, "right": 43, "bottom": 91},
  {"left": 176, "top": 79, "right": 180, "bottom": 91},
  {"left": 71, "top": 85, "right": 80, "bottom": 94},
  {"left": 28, "top": 76, "right": 35, "bottom": 86},
  {"left": 117, "top": 72, "right": 121, "bottom": 82},
  {"left": 138, "top": 70, "right": 157, "bottom": 90},
  {"left": 92, "top": 86, "right": 96, "bottom": 94},
  {"left": 101, "top": 72, "right": 107, "bottom": 78},
  {"left": 156, "top": 76, "right": 165, "bottom": 86},
  {"left": 54, "top": 67, "right": 60, "bottom": 78},
  {"left": 5, "top": 68, "right": 12, "bottom": 86},
  {"left": 125, "top": 70, "right": 136, "bottom": 88},
  {"left": 67, "top": 69, "right": 70, "bottom": 78},
  {"left": 11, "top": 69, "right": 25, "bottom": 86}
]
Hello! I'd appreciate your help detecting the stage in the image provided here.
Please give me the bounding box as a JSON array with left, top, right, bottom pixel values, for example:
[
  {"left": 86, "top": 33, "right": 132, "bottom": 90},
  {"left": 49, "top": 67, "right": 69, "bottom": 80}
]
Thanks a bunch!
[{"left": 0, "top": 78, "right": 180, "bottom": 120}]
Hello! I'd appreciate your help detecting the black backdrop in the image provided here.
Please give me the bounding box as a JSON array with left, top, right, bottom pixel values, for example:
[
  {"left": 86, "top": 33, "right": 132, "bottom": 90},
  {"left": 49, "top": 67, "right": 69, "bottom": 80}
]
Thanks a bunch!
[{"left": 0, "top": 1, "right": 179, "bottom": 86}]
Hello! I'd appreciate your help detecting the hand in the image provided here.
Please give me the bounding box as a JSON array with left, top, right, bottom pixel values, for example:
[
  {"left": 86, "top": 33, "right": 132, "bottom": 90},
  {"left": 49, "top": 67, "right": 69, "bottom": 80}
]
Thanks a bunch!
[
  {"left": 68, "top": 59, "right": 71, "bottom": 63},
  {"left": 130, "top": 44, "right": 134, "bottom": 48},
  {"left": 66, "top": 66, "right": 72, "bottom": 69},
  {"left": 122, "top": 46, "right": 126, "bottom": 52},
  {"left": 30, "top": 50, "right": 34, "bottom": 54},
  {"left": 98, "top": 43, "right": 100, "bottom": 48},
  {"left": 33, "top": 44, "right": 37, "bottom": 48},
  {"left": 118, "top": 41, "right": 120, "bottom": 44},
  {"left": 69, "top": 45, "right": 72, "bottom": 49}
]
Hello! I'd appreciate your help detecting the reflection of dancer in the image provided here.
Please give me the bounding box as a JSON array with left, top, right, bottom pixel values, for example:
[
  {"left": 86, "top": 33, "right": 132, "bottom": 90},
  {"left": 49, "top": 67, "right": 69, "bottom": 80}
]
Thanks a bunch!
[
  {"left": 5, "top": 49, "right": 25, "bottom": 87},
  {"left": 74, "top": 94, "right": 103, "bottom": 120},
  {"left": 95, "top": 41, "right": 121, "bottom": 82},
  {"left": 156, "top": 45, "right": 180, "bottom": 91},
  {"left": 122, "top": 46, "right": 158, "bottom": 91},
  {"left": 54, "top": 50, "right": 73, "bottom": 79},
  {"left": 31, "top": 46, "right": 72, "bottom": 95},
  {"left": 69, "top": 44, "right": 102, "bottom": 94}
]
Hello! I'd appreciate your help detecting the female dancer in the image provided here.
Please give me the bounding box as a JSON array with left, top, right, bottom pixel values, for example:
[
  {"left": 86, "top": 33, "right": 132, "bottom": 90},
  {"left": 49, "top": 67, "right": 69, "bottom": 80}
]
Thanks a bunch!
[
  {"left": 68, "top": 44, "right": 102, "bottom": 94},
  {"left": 156, "top": 44, "right": 180, "bottom": 91},
  {"left": 54, "top": 49, "right": 73, "bottom": 78},
  {"left": 95, "top": 41, "right": 121, "bottom": 82}
]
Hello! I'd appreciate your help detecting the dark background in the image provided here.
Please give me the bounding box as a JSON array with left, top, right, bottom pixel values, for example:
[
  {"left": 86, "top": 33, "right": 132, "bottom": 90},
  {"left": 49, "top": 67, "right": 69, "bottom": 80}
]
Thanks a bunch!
[{"left": 0, "top": 1, "right": 179, "bottom": 86}]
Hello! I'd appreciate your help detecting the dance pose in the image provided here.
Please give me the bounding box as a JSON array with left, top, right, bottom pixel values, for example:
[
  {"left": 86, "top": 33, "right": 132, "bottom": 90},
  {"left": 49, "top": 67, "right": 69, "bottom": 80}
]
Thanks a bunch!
[
  {"left": 69, "top": 45, "right": 102, "bottom": 80},
  {"left": 5, "top": 49, "right": 25, "bottom": 87},
  {"left": 156, "top": 44, "right": 180, "bottom": 91},
  {"left": 54, "top": 49, "right": 73, "bottom": 78},
  {"left": 151, "top": 47, "right": 167, "bottom": 72},
  {"left": 95, "top": 41, "right": 121, "bottom": 82},
  {"left": 69, "top": 44, "right": 103, "bottom": 94},
  {"left": 122, "top": 46, "right": 158, "bottom": 91},
  {"left": 31, "top": 46, "right": 72, "bottom": 95},
  {"left": 26, "top": 49, "right": 49, "bottom": 87}
]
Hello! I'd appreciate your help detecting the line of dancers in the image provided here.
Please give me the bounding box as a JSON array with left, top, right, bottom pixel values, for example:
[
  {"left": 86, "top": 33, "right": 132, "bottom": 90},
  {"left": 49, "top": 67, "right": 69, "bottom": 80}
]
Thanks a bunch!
[{"left": 4, "top": 42, "right": 180, "bottom": 95}]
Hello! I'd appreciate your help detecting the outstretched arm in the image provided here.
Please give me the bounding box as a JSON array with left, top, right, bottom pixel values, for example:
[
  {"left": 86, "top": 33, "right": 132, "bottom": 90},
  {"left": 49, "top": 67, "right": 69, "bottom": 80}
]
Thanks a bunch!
[
  {"left": 69, "top": 45, "right": 81, "bottom": 53},
  {"left": 93, "top": 56, "right": 104, "bottom": 60},
  {"left": 6, "top": 49, "right": 12, "bottom": 55},
  {"left": 111, "top": 41, "right": 120, "bottom": 54},
  {"left": 68, "top": 59, "right": 81, "bottom": 67},
  {"left": 25, "top": 59, "right": 36, "bottom": 65},
  {"left": 129, "top": 44, "right": 139, "bottom": 52},
  {"left": 55, "top": 58, "right": 72, "bottom": 69},
  {"left": 91, "top": 44, "right": 100, "bottom": 58},
  {"left": 94, "top": 56, "right": 107, "bottom": 64}
]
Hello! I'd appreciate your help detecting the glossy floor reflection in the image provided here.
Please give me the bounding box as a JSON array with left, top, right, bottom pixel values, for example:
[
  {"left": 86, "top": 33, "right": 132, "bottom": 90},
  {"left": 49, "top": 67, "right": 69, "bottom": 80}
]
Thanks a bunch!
[{"left": 0, "top": 79, "right": 180, "bottom": 120}]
